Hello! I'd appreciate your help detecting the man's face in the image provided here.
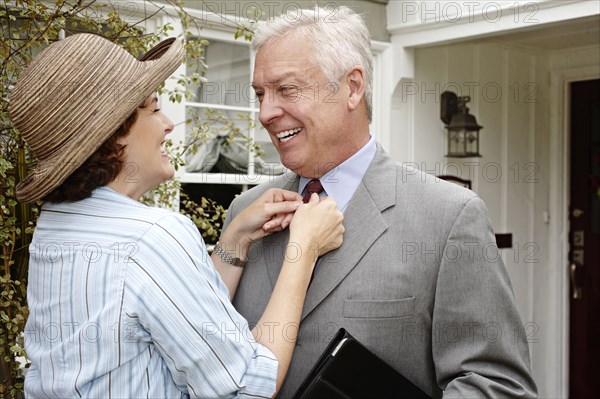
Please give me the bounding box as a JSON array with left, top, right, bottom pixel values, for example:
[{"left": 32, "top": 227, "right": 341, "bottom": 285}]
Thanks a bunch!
[{"left": 252, "top": 34, "right": 352, "bottom": 178}]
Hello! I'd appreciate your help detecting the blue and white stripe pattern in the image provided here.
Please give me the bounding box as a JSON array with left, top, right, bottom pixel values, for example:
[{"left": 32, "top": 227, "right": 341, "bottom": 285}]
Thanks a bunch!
[{"left": 24, "top": 186, "right": 277, "bottom": 398}]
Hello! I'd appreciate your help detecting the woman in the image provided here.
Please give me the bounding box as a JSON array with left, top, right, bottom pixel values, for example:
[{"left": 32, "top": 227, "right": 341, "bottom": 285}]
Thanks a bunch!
[{"left": 10, "top": 34, "right": 344, "bottom": 398}]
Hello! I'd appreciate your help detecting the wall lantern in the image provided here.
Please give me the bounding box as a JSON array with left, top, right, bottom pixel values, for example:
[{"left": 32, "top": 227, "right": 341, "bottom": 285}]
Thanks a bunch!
[{"left": 441, "top": 91, "right": 482, "bottom": 158}]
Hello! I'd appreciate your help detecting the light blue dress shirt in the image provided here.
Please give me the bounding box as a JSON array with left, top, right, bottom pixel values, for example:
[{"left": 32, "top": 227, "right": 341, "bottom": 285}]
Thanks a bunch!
[
  {"left": 299, "top": 136, "right": 377, "bottom": 212},
  {"left": 24, "top": 187, "right": 277, "bottom": 398}
]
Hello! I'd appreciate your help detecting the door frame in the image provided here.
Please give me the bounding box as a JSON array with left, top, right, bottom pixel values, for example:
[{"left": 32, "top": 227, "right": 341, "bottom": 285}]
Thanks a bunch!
[{"left": 549, "top": 65, "right": 600, "bottom": 398}]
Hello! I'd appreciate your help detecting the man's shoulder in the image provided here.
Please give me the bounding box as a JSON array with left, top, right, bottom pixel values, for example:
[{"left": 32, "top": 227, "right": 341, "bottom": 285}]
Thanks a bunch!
[
  {"left": 365, "top": 151, "right": 477, "bottom": 206},
  {"left": 358, "top": 156, "right": 479, "bottom": 219}
]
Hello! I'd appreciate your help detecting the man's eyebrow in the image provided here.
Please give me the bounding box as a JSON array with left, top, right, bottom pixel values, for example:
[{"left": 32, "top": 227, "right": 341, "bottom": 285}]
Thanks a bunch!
[{"left": 252, "top": 72, "right": 307, "bottom": 90}]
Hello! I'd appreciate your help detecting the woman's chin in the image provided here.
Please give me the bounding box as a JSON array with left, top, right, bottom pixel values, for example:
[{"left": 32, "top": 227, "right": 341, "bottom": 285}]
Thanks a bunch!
[{"left": 162, "top": 166, "right": 176, "bottom": 182}]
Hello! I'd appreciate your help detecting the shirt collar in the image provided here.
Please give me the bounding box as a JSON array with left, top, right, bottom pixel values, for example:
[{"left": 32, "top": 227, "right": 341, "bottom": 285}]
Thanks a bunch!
[
  {"left": 94, "top": 186, "right": 146, "bottom": 205},
  {"left": 299, "top": 136, "right": 376, "bottom": 212}
]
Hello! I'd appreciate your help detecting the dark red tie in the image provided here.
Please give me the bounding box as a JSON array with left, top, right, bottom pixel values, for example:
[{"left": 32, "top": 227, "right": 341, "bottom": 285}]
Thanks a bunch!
[{"left": 302, "top": 179, "right": 324, "bottom": 203}]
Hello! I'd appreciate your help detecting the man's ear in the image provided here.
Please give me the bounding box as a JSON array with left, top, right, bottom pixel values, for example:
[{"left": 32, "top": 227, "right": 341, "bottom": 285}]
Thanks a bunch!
[{"left": 346, "top": 66, "right": 366, "bottom": 112}]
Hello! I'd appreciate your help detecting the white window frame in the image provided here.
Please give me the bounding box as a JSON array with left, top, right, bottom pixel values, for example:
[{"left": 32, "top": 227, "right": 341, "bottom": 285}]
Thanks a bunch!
[{"left": 176, "top": 29, "right": 274, "bottom": 189}]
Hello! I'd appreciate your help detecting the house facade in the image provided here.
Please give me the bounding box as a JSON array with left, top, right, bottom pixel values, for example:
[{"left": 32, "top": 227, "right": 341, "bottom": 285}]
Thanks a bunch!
[{"left": 107, "top": 1, "right": 600, "bottom": 397}]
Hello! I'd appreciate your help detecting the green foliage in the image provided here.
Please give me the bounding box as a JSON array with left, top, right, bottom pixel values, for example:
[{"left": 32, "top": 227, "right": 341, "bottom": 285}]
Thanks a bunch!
[
  {"left": 0, "top": 1, "right": 258, "bottom": 396},
  {"left": 181, "top": 192, "right": 225, "bottom": 241}
]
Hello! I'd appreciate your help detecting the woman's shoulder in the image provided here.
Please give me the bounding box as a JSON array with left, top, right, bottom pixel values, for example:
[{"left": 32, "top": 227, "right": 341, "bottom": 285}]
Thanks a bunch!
[{"left": 41, "top": 187, "right": 196, "bottom": 239}]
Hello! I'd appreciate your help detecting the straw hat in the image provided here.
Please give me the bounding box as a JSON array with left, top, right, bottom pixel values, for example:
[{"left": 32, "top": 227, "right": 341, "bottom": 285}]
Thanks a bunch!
[{"left": 9, "top": 33, "right": 185, "bottom": 203}]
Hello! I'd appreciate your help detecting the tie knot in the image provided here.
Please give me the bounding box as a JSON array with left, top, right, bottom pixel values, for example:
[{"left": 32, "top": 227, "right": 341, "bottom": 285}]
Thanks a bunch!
[{"left": 302, "top": 179, "right": 324, "bottom": 203}]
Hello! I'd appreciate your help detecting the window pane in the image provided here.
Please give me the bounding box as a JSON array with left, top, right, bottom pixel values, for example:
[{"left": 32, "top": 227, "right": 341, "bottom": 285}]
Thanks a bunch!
[
  {"left": 184, "top": 108, "right": 284, "bottom": 175},
  {"left": 187, "top": 40, "right": 251, "bottom": 108}
]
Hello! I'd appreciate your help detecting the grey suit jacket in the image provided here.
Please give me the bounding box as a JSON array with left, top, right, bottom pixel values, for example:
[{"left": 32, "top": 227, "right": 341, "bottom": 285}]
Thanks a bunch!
[{"left": 227, "top": 145, "right": 537, "bottom": 398}]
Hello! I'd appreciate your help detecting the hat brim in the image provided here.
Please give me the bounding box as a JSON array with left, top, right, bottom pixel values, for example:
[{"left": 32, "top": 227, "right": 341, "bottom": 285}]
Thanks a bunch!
[{"left": 15, "top": 36, "right": 185, "bottom": 203}]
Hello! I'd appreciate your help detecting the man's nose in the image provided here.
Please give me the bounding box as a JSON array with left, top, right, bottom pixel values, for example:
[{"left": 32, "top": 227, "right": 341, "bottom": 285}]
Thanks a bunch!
[{"left": 258, "top": 93, "right": 284, "bottom": 126}]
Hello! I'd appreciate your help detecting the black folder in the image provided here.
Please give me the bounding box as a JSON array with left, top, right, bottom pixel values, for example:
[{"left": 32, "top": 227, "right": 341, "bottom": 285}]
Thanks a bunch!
[{"left": 292, "top": 328, "right": 431, "bottom": 399}]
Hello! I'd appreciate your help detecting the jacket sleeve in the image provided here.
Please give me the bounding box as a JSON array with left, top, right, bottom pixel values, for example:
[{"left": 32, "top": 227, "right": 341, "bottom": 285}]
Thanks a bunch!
[
  {"left": 124, "top": 213, "right": 277, "bottom": 398},
  {"left": 432, "top": 196, "right": 537, "bottom": 398}
]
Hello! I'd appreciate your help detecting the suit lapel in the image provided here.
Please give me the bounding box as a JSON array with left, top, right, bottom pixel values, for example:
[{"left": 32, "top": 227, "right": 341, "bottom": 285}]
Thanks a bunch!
[
  {"left": 301, "top": 146, "right": 397, "bottom": 320},
  {"left": 264, "top": 173, "right": 299, "bottom": 288}
]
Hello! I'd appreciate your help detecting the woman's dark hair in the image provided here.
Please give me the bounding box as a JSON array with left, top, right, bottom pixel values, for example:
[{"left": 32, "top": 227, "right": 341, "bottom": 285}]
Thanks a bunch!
[{"left": 43, "top": 108, "right": 140, "bottom": 203}]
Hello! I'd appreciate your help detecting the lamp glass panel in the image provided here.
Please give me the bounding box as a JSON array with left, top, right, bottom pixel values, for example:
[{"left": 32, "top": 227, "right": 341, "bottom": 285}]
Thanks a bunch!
[
  {"left": 448, "top": 129, "right": 466, "bottom": 155},
  {"left": 466, "top": 129, "right": 479, "bottom": 155}
]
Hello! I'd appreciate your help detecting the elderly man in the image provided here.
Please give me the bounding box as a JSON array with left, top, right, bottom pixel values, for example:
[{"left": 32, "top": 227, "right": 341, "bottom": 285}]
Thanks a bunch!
[{"left": 224, "top": 6, "right": 537, "bottom": 398}]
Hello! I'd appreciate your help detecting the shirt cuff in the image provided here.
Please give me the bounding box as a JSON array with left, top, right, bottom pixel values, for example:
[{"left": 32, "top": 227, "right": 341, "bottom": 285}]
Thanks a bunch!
[{"left": 238, "top": 343, "right": 278, "bottom": 398}]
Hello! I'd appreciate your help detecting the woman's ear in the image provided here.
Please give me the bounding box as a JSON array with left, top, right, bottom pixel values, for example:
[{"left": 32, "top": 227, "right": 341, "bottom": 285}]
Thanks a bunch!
[{"left": 346, "top": 66, "right": 366, "bottom": 112}]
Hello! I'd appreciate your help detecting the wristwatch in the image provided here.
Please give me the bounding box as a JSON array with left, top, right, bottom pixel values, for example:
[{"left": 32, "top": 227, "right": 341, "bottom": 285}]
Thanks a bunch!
[{"left": 213, "top": 242, "right": 246, "bottom": 267}]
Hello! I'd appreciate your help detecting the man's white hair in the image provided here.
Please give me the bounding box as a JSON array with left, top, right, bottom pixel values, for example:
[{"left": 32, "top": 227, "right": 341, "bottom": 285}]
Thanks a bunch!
[{"left": 252, "top": 6, "right": 373, "bottom": 122}]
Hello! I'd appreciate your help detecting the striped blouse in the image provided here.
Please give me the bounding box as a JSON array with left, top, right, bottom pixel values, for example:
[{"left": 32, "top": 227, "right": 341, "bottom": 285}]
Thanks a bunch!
[{"left": 24, "top": 186, "right": 277, "bottom": 398}]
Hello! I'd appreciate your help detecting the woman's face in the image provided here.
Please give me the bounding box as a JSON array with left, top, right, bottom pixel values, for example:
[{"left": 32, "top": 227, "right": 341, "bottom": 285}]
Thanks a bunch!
[{"left": 112, "top": 94, "right": 174, "bottom": 199}]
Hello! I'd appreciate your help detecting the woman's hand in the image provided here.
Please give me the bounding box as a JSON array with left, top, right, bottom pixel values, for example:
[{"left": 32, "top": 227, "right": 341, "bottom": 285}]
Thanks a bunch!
[
  {"left": 289, "top": 193, "right": 344, "bottom": 260},
  {"left": 221, "top": 188, "right": 303, "bottom": 254}
]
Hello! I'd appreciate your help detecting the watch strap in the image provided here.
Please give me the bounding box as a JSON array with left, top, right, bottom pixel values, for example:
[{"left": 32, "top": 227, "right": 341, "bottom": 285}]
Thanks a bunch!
[{"left": 213, "top": 242, "right": 246, "bottom": 267}]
